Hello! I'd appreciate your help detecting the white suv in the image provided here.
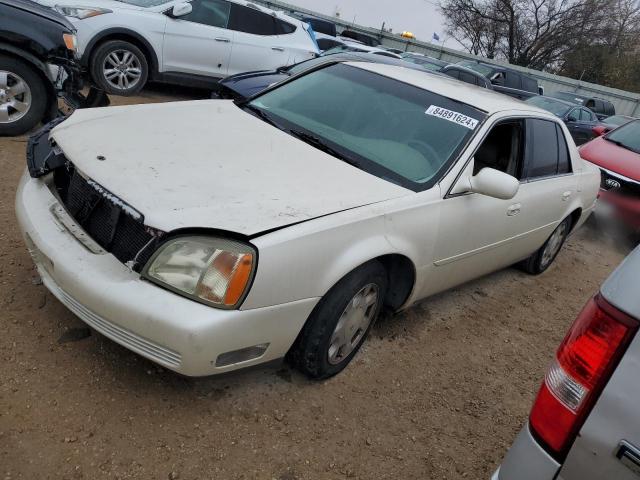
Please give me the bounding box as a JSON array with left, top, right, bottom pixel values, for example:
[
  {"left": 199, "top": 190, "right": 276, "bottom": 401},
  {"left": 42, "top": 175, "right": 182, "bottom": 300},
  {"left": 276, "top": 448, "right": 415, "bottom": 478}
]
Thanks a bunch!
[{"left": 37, "top": 0, "right": 319, "bottom": 95}]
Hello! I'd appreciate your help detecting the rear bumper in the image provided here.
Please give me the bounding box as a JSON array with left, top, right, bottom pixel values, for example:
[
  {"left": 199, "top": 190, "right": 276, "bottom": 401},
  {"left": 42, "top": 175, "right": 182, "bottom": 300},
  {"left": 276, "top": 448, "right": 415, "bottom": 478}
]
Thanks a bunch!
[
  {"left": 15, "top": 170, "right": 318, "bottom": 376},
  {"left": 492, "top": 424, "right": 560, "bottom": 480}
]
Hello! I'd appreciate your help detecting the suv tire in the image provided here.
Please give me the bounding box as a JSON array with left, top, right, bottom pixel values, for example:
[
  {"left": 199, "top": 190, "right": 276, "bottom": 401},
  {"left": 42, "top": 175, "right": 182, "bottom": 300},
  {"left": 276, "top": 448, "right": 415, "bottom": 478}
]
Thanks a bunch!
[
  {"left": 0, "top": 54, "right": 48, "bottom": 136},
  {"left": 90, "top": 40, "right": 148, "bottom": 96}
]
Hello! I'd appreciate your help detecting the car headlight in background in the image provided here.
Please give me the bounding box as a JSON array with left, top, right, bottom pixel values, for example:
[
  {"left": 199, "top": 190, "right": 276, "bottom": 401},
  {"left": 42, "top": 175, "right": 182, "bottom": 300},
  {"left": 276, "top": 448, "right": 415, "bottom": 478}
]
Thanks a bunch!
[
  {"left": 142, "top": 236, "right": 257, "bottom": 309},
  {"left": 55, "top": 5, "right": 112, "bottom": 19}
]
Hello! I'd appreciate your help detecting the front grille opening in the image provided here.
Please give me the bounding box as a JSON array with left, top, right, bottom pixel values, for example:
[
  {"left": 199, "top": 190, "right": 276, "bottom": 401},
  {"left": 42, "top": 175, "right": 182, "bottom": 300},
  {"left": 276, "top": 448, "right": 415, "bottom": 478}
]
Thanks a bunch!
[{"left": 54, "top": 164, "right": 163, "bottom": 270}]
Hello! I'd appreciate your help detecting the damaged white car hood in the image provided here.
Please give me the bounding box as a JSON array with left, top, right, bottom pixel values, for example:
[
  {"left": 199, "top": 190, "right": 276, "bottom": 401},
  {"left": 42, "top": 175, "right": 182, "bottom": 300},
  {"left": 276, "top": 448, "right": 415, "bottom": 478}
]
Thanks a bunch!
[{"left": 51, "top": 101, "right": 411, "bottom": 235}]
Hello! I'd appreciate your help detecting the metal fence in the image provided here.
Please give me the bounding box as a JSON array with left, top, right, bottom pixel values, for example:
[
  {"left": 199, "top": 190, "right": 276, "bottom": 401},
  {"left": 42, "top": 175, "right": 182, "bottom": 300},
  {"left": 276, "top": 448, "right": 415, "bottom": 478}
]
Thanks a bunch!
[{"left": 257, "top": 0, "right": 640, "bottom": 116}]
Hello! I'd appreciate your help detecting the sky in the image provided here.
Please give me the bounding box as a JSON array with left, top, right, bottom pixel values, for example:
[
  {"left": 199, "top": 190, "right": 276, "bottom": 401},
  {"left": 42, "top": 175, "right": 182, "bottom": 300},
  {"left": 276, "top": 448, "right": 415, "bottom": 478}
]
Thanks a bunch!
[{"left": 282, "top": 0, "right": 453, "bottom": 46}]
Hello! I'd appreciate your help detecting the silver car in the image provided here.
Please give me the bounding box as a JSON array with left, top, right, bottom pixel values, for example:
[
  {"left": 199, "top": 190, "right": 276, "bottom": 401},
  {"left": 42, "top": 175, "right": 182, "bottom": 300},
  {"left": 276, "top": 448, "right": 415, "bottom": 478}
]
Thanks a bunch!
[{"left": 494, "top": 246, "right": 640, "bottom": 479}]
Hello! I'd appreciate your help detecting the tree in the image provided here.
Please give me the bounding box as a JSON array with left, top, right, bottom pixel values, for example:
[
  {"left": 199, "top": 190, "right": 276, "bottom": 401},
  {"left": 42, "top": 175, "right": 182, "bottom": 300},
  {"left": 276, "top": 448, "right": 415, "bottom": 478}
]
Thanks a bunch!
[{"left": 439, "top": 0, "right": 613, "bottom": 70}]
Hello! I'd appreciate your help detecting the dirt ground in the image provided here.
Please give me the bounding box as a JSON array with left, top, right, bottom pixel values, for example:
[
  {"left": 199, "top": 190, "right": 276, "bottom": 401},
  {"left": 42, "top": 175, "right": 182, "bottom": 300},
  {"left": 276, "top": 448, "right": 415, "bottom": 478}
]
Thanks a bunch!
[{"left": 0, "top": 87, "right": 635, "bottom": 480}]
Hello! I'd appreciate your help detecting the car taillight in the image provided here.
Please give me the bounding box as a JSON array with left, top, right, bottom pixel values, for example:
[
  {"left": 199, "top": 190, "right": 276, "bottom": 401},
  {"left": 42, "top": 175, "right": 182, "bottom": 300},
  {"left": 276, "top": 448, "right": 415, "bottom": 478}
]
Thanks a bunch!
[{"left": 529, "top": 294, "right": 638, "bottom": 460}]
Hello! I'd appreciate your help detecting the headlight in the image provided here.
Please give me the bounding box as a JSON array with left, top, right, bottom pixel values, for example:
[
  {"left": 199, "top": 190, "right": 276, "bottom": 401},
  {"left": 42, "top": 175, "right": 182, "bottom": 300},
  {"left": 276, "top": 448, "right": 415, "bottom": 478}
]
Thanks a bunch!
[
  {"left": 62, "top": 33, "right": 77, "bottom": 53},
  {"left": 142, "top": 236, "right": 256, "bottom": 309},
  {"left": 55, "top": 5, "right": 112, "bottom": 19}
]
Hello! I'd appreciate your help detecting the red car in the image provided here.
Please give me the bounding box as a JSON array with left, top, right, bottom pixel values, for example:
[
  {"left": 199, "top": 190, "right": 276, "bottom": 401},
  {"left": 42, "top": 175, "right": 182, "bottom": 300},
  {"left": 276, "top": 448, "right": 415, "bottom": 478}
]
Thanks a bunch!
[{"left": 580, "top": 119, "right": 640, "bottom": 230}]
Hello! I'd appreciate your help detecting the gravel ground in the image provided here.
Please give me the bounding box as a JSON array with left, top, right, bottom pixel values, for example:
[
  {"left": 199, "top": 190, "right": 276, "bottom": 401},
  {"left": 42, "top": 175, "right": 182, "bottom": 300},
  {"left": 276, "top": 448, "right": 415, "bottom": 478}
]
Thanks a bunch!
[{"left": 0, "top": 87, "right": 635, "bottom": 480}]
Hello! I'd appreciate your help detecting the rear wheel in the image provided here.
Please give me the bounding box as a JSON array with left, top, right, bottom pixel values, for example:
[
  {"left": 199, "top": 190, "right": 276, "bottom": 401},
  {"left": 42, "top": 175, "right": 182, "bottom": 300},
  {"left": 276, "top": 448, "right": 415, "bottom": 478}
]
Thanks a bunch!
[
  {"left": 90, "top": 40, "right": 148, "bottom": 96},
  {"left": 288, "top": 261, "right": 387, "bottom": 380},
  {"left": 521, "top": 216, "right": 572, "bottom": 275},
  {"left": 0, "top": 55, "right": 48, "bottom": 136}
]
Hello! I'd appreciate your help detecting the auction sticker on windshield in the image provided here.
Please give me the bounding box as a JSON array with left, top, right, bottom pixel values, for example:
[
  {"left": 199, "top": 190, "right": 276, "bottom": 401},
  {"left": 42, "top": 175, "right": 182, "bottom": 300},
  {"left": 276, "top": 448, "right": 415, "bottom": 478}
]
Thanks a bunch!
[{"left": 425, "top": 105, "right": 479, "bottom": 130}]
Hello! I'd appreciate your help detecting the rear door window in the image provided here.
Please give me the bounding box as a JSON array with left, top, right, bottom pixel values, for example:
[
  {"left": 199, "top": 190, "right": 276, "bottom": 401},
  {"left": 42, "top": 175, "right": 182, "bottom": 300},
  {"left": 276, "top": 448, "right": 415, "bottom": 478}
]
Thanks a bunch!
[
  {"left": 276, "top": 19, "right": 296, "bottom": 34},
  {"left": 524, "top": 119, "right": 562, "bottom": 179},
  {"left": 228, "top": 4, "right": 278, "bottom": 35}
]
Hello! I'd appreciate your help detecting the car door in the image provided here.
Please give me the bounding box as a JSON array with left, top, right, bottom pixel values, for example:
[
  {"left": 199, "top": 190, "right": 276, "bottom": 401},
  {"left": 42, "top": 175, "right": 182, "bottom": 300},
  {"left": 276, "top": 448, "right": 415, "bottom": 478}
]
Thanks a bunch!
[
  {"left": 162, "top": 0, "right": 233, "bottom": 77},
  {"left": 225, "top": 3, "right": 289, "bottom": 76},
  {"left": 565, "top": 107, "right": 587, "bottom": 144},
  {"left": 503, "top": 118, "right": 577, "bottom": 257},
  {"left": 428, "top": 119, "right": 526, "bottom": 296}
]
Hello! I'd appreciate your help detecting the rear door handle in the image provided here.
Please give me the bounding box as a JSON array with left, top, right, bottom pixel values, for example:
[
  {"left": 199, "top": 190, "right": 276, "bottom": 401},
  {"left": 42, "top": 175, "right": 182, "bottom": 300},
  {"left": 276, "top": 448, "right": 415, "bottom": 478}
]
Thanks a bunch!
[
  {"left": 215, "top": 37, "right": 230, "bottom": 43},
  {"left": 271, "top": 47, "right": 285, "bottom": 52},
  {"left": 562, "top": 191, "right": 572, "bottom": 201},
  {"left": 507, "top": 203, "right": 522, "bottom": 216}
]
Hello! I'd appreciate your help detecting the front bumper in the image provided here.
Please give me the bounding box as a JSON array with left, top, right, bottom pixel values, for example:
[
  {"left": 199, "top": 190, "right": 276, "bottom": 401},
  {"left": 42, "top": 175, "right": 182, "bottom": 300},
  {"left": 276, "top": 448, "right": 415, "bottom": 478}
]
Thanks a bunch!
[
  {"left": 598, "top": 188, "right": 640, "bottom": 230},
  {"left": 15, "top": 170, "right": 318, "bottom": 376}
]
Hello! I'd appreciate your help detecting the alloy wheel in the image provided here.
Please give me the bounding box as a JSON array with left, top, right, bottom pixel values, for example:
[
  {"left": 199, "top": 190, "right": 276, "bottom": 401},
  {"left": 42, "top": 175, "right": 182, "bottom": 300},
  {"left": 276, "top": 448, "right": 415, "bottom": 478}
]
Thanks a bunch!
[
  {"left": 0, "top": 70, "right": 32, "bottom": 124},
  {"left": 541, "top": 221, "right": 568, "bottom": 269},
  {"left": 102, "top": 49, "right": 143, "bottom": 91}
]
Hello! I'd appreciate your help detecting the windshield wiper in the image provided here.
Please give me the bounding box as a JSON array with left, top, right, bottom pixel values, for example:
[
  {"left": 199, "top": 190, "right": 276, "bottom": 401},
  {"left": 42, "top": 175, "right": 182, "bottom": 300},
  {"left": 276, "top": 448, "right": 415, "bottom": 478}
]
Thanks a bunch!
[
  {"left": 289, "top": 129, "right": 361, "bottom": 168},
  {"left": 242, "top": 104, "right": 283, "bottom": 130}
]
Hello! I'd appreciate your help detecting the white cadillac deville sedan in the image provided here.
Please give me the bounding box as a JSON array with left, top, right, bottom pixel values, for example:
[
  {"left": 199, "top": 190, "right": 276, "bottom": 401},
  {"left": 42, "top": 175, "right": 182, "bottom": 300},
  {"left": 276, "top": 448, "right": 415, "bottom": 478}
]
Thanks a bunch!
[{"left": 16, "top": 62, "right": 600, "bottom": 379}]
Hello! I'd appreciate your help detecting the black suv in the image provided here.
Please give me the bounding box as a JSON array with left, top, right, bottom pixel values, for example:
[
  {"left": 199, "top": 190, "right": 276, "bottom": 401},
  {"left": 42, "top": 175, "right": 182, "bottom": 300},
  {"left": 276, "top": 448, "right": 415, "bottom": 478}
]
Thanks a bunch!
[
  {"left": 457, "top": 60, "right": 540, "bottom": 100},
  {"left": 0, "top": 0, "right": 106, "bottom": 135},
  {"left": 548, "top": 92, "right": 615, "bottom": 120}
]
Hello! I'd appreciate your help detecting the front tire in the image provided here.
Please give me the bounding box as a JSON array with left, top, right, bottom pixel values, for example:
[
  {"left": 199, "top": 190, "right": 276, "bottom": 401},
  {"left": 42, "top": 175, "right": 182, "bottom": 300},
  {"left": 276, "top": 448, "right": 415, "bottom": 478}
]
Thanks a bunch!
[
  {"left": 90, "top": 40, "right": 148, "bottom": 96},
  {"left": 0, "top": 55, "right": 48, "bottom": 136},
  {"left": 520, "top": 216, "right": 572, "bottom": 275},
  {"left": 288, "top": 261, "right": 388, "bottom": 380}
]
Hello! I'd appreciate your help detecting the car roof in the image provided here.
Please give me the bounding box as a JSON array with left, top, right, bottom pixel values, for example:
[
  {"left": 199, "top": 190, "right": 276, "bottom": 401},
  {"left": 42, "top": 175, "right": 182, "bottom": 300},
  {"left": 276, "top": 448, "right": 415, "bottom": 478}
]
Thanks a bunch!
[
  {"left": 536, "top": 95, "right": 577, "bottom": 108},
  {"left": 346, "top": 62, "right": 550, "bottom": 114}
]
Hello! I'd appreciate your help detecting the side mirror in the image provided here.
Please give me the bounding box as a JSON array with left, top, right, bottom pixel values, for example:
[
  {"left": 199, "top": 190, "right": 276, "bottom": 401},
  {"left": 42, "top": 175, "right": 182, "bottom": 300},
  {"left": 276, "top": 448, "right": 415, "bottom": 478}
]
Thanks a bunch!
[
  {"left": 167, "top": 2, "right": 192, "bottom": 17},
  {"left": 470, "top": 168, "right": 519, "bottom": 200},
  {"left": 592, "top": 125, "right": 607, "bottom": 137}
]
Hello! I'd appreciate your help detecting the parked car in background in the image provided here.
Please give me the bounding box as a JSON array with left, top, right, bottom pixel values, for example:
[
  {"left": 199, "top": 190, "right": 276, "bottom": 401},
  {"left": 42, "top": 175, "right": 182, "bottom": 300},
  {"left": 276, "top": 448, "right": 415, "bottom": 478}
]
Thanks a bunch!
[
  {"left": 36, "top": 0, "right": 319, "bottom": 96},
  {"left": 526, "top": 96, "right": 601, "bottom": 145},
  {"left": 212, "top": 50, "right": 428, "bottom": 101},
  {"left": 494, "top": 245, "right": 640, "bottom": 480},
  {"left": 580, "top": 120, "right": 640, "bottom": 230},
  {"left": 17, "top": 62, "right": 598, "bottom": 380},
  {"left": 593, "top": 114, "right": 636, "bottom": 135},
  {"left": 0, "top": 0, "right": 106, "bottom": 135},
  {"left": 400, "top": 53, "right": 448, "bottom": 72},
  {"left": 440, "top": 65, "right": 493, "bottom": 89},
  {"left": 340, "top": 29, "right": 381, "bottom": 46},
  {"left": 381, "top": 46, "right": 405, "bottom": 55},
  {"left": 457, "top": 60, "right": 539, "bottom": 100},
  {"left": 549, "top": 91, "right": 616, "bottom": 120}
]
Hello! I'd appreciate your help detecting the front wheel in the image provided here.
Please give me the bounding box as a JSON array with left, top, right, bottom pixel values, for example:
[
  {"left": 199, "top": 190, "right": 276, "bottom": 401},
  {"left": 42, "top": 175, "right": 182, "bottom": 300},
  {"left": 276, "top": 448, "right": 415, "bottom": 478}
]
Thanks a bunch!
[
  {"left": 288, "top": 261, "right": 388, "bottom": 380},
  {"left": 0, "top": 55, "right": 48, "bottom": 136},
  {"left": 520, "top": 216, "right": 572, "bottom": 275},
  {"left": 90, "top": 40, "right": 148, "bottom": 96}
]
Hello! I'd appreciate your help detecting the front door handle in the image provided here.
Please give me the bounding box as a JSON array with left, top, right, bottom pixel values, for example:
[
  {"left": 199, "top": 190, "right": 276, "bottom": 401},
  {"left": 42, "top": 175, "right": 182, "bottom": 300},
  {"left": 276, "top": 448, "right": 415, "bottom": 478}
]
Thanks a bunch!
[
  {"left": 507, "top": 203, "right": 522, "bottom": 216},
  {"left": 562, "top": 191, "right": 572, "bottom": 201},
  {"left": 215, "top": 37, "right": 231, "bottom": 43},
  {"left": 271, "top": 46, "right": 285, "bottom": 52}
]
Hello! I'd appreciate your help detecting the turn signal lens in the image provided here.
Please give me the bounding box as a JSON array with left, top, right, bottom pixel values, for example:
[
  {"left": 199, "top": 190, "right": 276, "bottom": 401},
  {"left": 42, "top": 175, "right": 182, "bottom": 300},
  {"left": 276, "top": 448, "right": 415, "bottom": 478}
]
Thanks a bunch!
[
  {"left": 143, "top": 236, "right": 256, "bottom": 309},
  {"left": 62, "top": 33, "right": 77, "bottom": 52},
  {"left": 529, "top": 295, "right": 638, "bottom": 459}
]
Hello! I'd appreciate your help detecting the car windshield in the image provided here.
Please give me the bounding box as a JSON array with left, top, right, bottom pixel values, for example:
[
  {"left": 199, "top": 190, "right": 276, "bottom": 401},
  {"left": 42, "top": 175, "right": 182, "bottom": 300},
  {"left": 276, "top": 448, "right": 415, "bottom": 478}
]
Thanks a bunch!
[
  {"left": 402, "top": 57, "right": 443, "bottom": 72},
  {"left": 246, "top": 63, "right": 485, "bottom": 189},
  {"left": 605, "top": 115, "right": 632, "bottom": 127},
  {"left": 115, "top": 0, "right": 169, "bottom": 6},
  {"left": 525, "top": 96, "right": 572, "bottom": 117},
  {"left": 605, "top": 120, "right": 640, "bottom": 153},
  {"left": 457, "top": 61, "right": 493, "bottom": 76}
]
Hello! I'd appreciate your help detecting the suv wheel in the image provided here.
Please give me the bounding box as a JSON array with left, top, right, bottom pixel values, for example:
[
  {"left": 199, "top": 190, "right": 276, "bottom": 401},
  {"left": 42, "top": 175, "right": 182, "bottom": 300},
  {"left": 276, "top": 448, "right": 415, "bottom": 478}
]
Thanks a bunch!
[
  {"left": 0, "top": 55, "right": 48, "bottom": 136},
  {"left": 288, "top": 261, "right": 388, "bottom": 380},
  {"left": 91, "top": 40, "right": 148, "bottom": 96}
]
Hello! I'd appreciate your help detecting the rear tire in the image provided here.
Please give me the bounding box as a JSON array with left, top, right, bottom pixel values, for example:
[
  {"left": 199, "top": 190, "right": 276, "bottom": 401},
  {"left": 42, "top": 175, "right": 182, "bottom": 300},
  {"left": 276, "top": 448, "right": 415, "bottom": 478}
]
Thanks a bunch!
[
  {"left": 0, "top": 55, "right": 48, "bottom": 136},
  {"left": 90, "top": 40, "right": 148, "bottom": 96},
  {"left": 520, "top": 216, "right": 572, "bottom": 275},
  {"left": 288, "top": 261, "right": 388, "bottom": 380}
]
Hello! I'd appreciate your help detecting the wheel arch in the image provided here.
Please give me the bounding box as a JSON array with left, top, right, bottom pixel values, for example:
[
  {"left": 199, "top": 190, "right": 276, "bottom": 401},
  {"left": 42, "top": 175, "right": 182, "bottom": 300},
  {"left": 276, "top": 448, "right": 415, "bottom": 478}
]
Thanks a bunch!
[
  {"left": 82, "top": 28, "right": 159, "bottom": 76},
  {"left": 568, "top": 207, "right": 583, "bottom": 232}
]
